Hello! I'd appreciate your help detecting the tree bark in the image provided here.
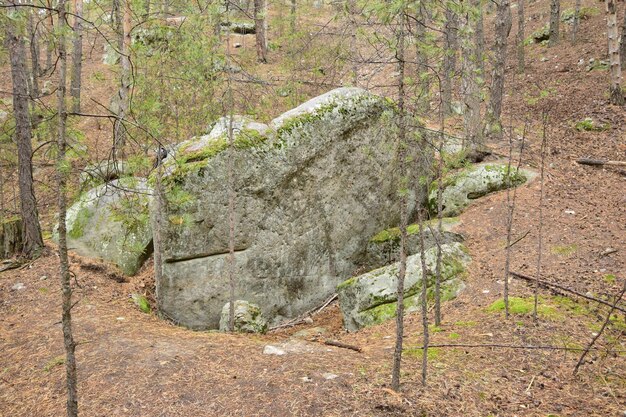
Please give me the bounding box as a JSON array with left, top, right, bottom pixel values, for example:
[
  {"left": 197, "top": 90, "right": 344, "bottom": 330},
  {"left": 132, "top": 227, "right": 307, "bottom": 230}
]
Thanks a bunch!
[
  {"left": 391, "top": 10, "right": 407, "bottom": 393},
  {"left": 475, "top": 0, "right": 485, "bottom": 76},
  {"left": 70, "top": 0, "right": 84, "bottom": 113},
  {"left": 27, "top": 4, "right": 40, "bottom": 99},
  {"left": 254, "top": 0, "right": 267, "bottom": 63},
  {"left": 620, "top": 7, "right": 626, "bottom": 69},
  {"left": 414, "top": 3, "right": 430, "bottom": 112},
  {"left": 442, "top": 5, "right": 459, "bottom": 115},
  {"left": 571, "top": 0, "right": 581, "bottom": 43},
  {"left": 486, "top": 0, "right": 512, "bottom": 136},
  {"left": 0, "top": 219, "right": 23, "bottom": 259},
  {"left": 517, "top": 0, "right": 525, "bottom": 73},
  {"left": 548, "top": 0, "right": 560, "bottom": 46},
  {"left": 606, "top": 0, "right": 624, "bottom": 105},
  {"left": 4, "top": 5, "right": 44, "bottom": 259},
  {"left": 461, "top": 0, "right": 482, "bottom": 150},
  {"left": 290, "top": 0, "right": 296, "bottom": 34},
  {"left": 56, "top": 2, "right": 79, "bottom": 415},
  {"left": 114, "top": 0, "right": 132, "bottom": 158}
]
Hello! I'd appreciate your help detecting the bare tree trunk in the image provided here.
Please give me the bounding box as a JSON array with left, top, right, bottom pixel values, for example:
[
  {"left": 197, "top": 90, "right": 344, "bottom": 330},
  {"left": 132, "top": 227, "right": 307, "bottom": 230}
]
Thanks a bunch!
[
  {"left": 254, "top": 0, "right": 267, "bottom": 63},
  {"left": 70, "top": 0, "right": 83, "bottom": 113},
  {"left": 534, "top": 114, "right": 547, "bottom": 322},
  {"left": 56, "top": 3, "right": 79, "bottom": 415},
  {"left": 517, "top": 0, "right": 525, "bottom": 73},
  {"left": 606, "top": 0, "right": 624, "bottom": 105},
  {"left": 548, "top": 0, "right": 560, "bottom": 46},
  {"left": 461, "top": 2, "right": 482, "bottom": 150},
  {"left": 153, "top": 150, "right": 164, "bottom": 303},
  {"left": 442, "top": 5, "right": 458, "bottom": 115},
  {"left": 486, "top": 0, "right": 512, "bottom": 137},
  {"left": 416, "top": 205, "right": 430, "bottom": 386},
  {"left": 348, "top": 0, "right": 359, "bottom": 86},
  {"left": 45, "top": 0, "right": 54, "bottom": 73},
  {"left": 415, "top": 3, "right": 430, "bottom": 112},
  {"left": 114, "top": 0, "right": 132, "bottom": 158},
  {"left": 290, "top": 0, "right": 296, "bottom": 34},
  {"left": 390, "top": 10, "right": 408, "bottom": 393},
  {"left": 27, "top": 4, "right": 40, "bottom": 99},
  {"left": 620, "top": 10, "right": 626, "bottom": 68},
  {"left": 4, "top": 5, "right": 44, "bottom": 259},
  {"left": 571, "top": 0, "right": 581, "bottom": 43},
  {"left": 475, "top": 0, "right": 485, "bottom": 76}
]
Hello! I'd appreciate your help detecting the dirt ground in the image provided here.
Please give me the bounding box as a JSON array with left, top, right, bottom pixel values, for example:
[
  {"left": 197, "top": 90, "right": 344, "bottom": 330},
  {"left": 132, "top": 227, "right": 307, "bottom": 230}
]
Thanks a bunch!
[{"left": 1, "top": 0, "right": 625, "bottom": 416}]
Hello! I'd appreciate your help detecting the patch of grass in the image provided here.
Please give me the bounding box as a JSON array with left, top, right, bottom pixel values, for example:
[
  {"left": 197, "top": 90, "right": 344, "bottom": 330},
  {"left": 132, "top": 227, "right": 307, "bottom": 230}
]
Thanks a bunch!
[
  {"left": 429, "top": 325, "right": 444, "bottom": 333},
  {"left": 574, "top": 118, "right": 609, "bottom": 132},
  {"left": 405, "top": 347, "right": 441, "bottom": 361},
  {"left": 603, "top": 274, "right": 616, "bottom": 284},
  {"left": 448, "top": 332, "right": 460, "bottom": 340},
  {"left": 43, "top": 356, "right": 65, "bottom": 372},
  {"left": 454, "top": 320, "right": 477, "bottom": 327},
  {"left": 550, "top": 244, "right": 578, "bottom": 256},
  {"left": 487, "top": 297, "right": 557, "bottom": 318},
  {"left": 132, "top": 294, "right": 151, "bottom": 314}
]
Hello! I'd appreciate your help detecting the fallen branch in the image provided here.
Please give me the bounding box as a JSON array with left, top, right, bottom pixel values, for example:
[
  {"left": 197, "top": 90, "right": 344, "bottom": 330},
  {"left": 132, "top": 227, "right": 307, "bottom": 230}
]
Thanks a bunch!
[
  {"left": 576, "top": 158, "right": 626, "bottom": 167},
  {"left": 573, "top": 281, "right": 626, "bottom": 375},
  {"left": 405, "top": 343, "right": 626, "bottom": 352},
  {"left": 324, "top": 340, "right": 362, "bottom": 352},
  {"left": 268, "top": 293, "right": 338, "bottom": 331},
  {"left": 505, "top": 229, "right": 530, "bottom": 249},
  {"left": 510, "top": 271, "right": 626, "bottom": 314}
]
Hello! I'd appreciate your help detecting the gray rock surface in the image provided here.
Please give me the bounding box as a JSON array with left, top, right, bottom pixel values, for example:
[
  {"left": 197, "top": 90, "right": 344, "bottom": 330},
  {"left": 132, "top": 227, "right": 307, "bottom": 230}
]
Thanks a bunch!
[
  {"left": 219, "top": 300, "right": 268, "bottom": 333},
  {"left": 155, "top": 87, "right": 430, "bottom": 329},
  {"left": 428, "top": 163, "right": 532, "bottom": 217},
  {"left": 57, "top": 178, "right": 153, "bottom": 275},
  {"left": 337, "top": 242, "right": 471, "bottom": 331}
]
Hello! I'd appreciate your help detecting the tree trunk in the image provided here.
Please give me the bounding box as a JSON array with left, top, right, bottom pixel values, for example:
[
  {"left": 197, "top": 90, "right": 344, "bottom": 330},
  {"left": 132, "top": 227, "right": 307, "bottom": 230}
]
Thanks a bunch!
[
  {"left": 390, "top": 11, "right": 407, "bottom": 393},
  {"left": 4, "top": 7, "right": 44, "bottom": 259},
  {"left": 606, "top": 0, "right": 624, "bottom": 105},
  {"left": 290, "top": 0, "right": 296, "bottom": 34},
  {"left": 27, "top": 5, "right": 40, "bottom": 99},
  {"left": 56, "top": 3, "right": 79, "bottom": 415},
  {"left": 0, "top": 219, "right": 23, "bottom": 259},
  {"left": 70, "top": 0, "right": 83, "bottom": 113},
  {"left": 571, "top": 0, "right": 581, "bottom": 43},
  {"left": 475, "top": 0, "right": 485, "bottom": 76},
  {"left": 114, "top": 0, "right": 132, "bottom": 158},
  {"left": 45, "top": 1, "right": 54, "bottom": 73},
  {"left": 442, "top": 5, "right": 459, "bottom": 115},
  {"left": 548, "top": 0, "right": 560, "bottom": 46},
  {"left": 616, "top": 6, "right": 626, "bottom": 68},
  {"left": 415, "top": 3, "right": 430, "bottom": 112},
  {"left": 517, "top": 0, "right": 525, "bottom": 73},
  {"left": 461, "top": 2, "right": 482, "bottom": 151},
  {"left": 416, "top": 205, "right": 430, "bottom": 386},
  {"left": 254, "top": 0, "right": 267, "bottom": 63},
  {"left": 486, "top": 0, "right": 512, "bottom": 136}
]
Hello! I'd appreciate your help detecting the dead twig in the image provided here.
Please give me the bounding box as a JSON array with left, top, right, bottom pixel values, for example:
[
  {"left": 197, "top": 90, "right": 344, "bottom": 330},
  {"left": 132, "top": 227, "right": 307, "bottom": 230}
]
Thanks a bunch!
[
  {"left": 510, "top": 271, "right": 626, "bottom": 314},
  {"left": 505, "top": 229, "right": 530, "bottom": 249},
  {"left": 268, "top": 293, "right": 338, "bottom": 331},
  {"left": 576, "top": 158, "right": 626, "bottom": 167},
  {"left": 405, "top": 343, "right": 626, "bottom": 352},
  {"left": 573, "top": 281, "right": 626, "bottom": 375},
  {"left": 324, "top": 339, "right": 362, "bottom": 352}
]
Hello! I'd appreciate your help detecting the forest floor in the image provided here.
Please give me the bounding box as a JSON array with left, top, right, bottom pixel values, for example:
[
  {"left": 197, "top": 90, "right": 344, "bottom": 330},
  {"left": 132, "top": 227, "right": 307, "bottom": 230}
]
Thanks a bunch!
[{"left": 1, "top": 0, "right": 625, "bottom": 416}]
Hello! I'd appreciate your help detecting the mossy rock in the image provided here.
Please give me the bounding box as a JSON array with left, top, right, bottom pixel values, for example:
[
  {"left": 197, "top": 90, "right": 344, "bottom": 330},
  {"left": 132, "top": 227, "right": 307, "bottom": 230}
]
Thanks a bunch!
[
  {"left": 55, "top": 178, "right": 153, "bottom": 276},
  {"left": 428, "top": 163, "right": 533, "bottom": 217},
  {"left": 219, "top": 300, "right": 268, "bottom": 333},
  {"left": 337, "top": 242, "right": 471, "bottom": 331}
]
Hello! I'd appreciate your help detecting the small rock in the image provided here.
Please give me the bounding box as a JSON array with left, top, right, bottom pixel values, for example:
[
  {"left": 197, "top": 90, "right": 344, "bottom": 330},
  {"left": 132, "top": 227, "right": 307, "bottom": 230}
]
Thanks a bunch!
[
  {"left": 482, "top": 289, "right": 490, "bottom": 294},
  {"left": 322, "top": 372, "right": 338, "bottom": 380},
  {"left": 300, "top": 376, "right": 313, "bottom": 382},
  {"left": 116, "top": 317, "right": 125, "bottom": 321},
  {"left": 219, "top": 300, "right": 268, "bottom": 333},
  {"left": 540, "top": 57, "right": 549, "bottom": 62},
  {"left": 303, "top": 317, "right": 314, "bottom": 324},
  {"left": 39, "top": 275, "right": 48, "bottom": 281},
  {"left": 233, "top": 42, "right": 242, "bottom": 48},
  {"left": 564, "top": 210, "right": 575, "bottom": 215},
  {"left": 12, "top": 283, "right": 26, "bottom": 291},
  {"left": 263, "top": 345, "right": 286, "bottom": 356}
]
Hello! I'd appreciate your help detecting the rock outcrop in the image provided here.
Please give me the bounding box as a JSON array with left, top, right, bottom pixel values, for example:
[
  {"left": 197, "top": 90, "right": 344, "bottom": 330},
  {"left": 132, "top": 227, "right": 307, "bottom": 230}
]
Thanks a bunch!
[
  {"left": 218, "top": 300, "right": 268, "bottom": 333},
  {"left": 155, "top": 87, "right": 430, "bottom": 329},
  {"left": 337, "top": 242, "right": 471, "bottom": 331},
  {"left": 58, "top": 178, "right": 153, "bottom": 275},
  {"left": 429, "top": 163, "right": 532, "bottom": 217}
]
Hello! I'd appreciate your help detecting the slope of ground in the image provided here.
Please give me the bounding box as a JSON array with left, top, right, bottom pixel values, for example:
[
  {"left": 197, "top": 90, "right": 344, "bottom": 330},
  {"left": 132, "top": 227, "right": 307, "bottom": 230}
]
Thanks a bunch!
[{"left": 1, "top": 0, "right": 625, "bottom": 416}]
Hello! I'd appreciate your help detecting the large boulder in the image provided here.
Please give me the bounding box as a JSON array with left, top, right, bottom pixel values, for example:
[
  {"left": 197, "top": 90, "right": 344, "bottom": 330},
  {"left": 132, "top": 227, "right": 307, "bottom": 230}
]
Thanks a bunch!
[
  {"left": 155, "top": 87, "right": 430, "bottom": 329},
  {"left": 338, "top": 242, "right": 471, "bottom": 332},
  {"left": 58, "top": 178, "right": 153, "bottom": 275},
  {"left": 429, "top": 163, "right": 533, "bottom": 217}
]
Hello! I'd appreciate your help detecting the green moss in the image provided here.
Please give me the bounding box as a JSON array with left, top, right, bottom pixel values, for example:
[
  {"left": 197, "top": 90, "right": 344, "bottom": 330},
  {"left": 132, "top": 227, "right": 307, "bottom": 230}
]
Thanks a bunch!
[
  {"left": 575, "top": 118, "right": 608, "bottom": 132},
  {"left": 132, "top": 294, "right": 151, "bottom": 313},
  {"left": 550, "top": 244, "right": 577, "bottom": 256},
  {"left": 369, "top": 217, "right": 459, "bottom": 244},
  {"left": 448, "top": 332, "right": 460, "bottom": 340},
  {"left": 405, "top": 347, "right": 441, "bottom": 361},
  {"left": 337, "top": 276, "right": 357, "bottom": 290},
  {"left": 454, "top": 320, "right": 477, "bottom": 327},
  {"left": 360, "top": 293, "right": 420, "bottom": 326},
  {"left": 487, "top": 296, "right": 558, "bottom": 317},
  {"left": 68, "top": 206, "right": 93, "bottom": 239},
  {"left": 43, "top": 356, "right": 65, "bottom": 372},
  {"left": 603, "top": 274, "right": 616, "bottom": 284}
]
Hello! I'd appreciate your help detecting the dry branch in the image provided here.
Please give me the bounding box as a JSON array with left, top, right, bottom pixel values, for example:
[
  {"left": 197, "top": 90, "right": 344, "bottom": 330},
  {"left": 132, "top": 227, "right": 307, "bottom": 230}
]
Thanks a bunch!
[
  {"left": 576, "top": 158, "right": 626, "bottom": 167},
  {"left": 510, "top": 271, "right": 626, "bottom": 314},
  {"left": 324, "top": 340, "right": 362, "bottom": 352}
]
